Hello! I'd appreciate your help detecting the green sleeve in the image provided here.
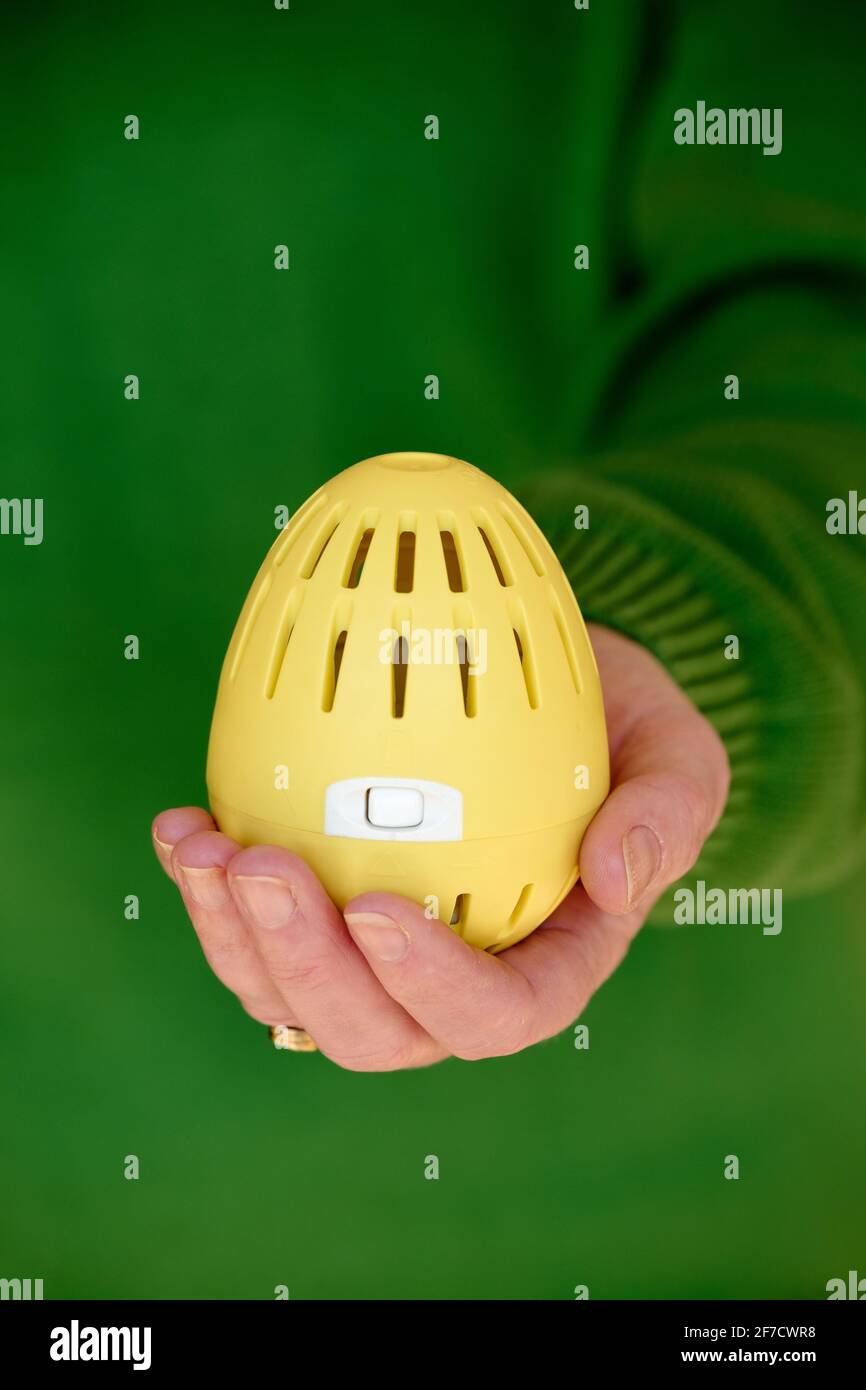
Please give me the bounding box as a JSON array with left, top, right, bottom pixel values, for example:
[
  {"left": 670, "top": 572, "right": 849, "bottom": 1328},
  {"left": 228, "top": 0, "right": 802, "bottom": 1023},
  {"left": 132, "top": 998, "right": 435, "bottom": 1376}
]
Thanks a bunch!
[{"left": 521, "top": 0, "right": 866, "bottom": 902}]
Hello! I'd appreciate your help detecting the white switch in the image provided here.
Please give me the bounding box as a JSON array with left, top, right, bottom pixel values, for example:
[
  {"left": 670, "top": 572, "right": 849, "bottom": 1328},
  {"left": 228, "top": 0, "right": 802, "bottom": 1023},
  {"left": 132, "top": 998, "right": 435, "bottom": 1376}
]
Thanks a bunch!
[
  {"left": 324, "top": 777, "right": 462, "bottom": 841},
  {"left": 366, "top": 786, "right": 424, "bottom": 829}
]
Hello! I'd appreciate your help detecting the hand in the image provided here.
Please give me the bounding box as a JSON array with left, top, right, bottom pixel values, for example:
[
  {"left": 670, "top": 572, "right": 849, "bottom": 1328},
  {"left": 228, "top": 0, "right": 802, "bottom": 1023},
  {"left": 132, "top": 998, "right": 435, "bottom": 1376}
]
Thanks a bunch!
[{"left": 152, "top": 625, "right": 729, "bottom": 1070}]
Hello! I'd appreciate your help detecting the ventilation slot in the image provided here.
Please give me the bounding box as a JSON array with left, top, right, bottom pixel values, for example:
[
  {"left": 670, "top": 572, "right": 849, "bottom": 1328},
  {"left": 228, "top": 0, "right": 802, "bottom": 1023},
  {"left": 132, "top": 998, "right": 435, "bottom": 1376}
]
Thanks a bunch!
[
  {"left": 449, "top": 894, "right": 470, "bottom": 932},
  {"left": 473, "top": 511, "right": 512, "bottom": 586},
  {"left": 511, "top": 609, "right": 539, "bottom": 709},
  {"left": 508, "top": 883, "right": 534, "bottom": 927},
  {"left": 453, "top": 602, "right": 477, "bottom": 717},
  {"left": 456, "top": 632, "right": 476, "bottom": 717},
  {"left": 394, "top": 519, "right": 416, "bottom": 592},
  {"left": 229, "top": 572, "right": 273, "bottom": 680},
  {"left": 438, "top": 520, "right": 465, "bottom": 592},
  {"left": 300, "top": 505, "right": 347, "bottom": 579},
  {"left": 272, "top": 490, "right": 328, "bottom": 567},
  {"left": 500, "top": 505, "right": 545, "bottom": 576},
  {"left": 322, "top": 599, "right": 352, "bottom": 713},
  {"left": 548, "top": 587, "right": 582, "bottom": 695},
  {"left": 265, "top": 587, "right": 304, "bottom": 699},
  {"left": 322, "top": 629, "right": 348, "bottom": 712},
  {"left": 343, "top": 516, "right": 378, "bottom": 588},
  {"left": 391, "top": 614, "right": 410, "bottom": 718}
]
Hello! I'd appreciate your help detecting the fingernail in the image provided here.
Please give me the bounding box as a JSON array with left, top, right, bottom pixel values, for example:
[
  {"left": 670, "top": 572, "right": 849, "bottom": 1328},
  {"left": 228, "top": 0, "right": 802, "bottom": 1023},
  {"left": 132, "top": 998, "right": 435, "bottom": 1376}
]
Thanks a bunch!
[
  {"left": 622, "top": 825, "right": 662, "bottom": 907},
  {"left": 232, "top": 874, "right": 298, "bottom": 928},
  {"left": 153, "top": 831, "right": 174, "bottom": 856},
  {"left": 176, "top": 864, "right": 226, "bottom": 909},
  {"left": 345, "top": 912, "right": 410, "bottom": 962}
]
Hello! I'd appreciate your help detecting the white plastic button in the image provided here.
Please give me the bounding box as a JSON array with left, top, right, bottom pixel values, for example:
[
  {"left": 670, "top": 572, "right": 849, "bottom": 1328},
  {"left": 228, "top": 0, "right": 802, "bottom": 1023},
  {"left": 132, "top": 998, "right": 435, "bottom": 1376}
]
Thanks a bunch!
[
  {"left": 324, "top": 777, "right": 462, "bottom": 841},
  {"left": 366, "top": 786, "right": 424, "bottom": 829}
]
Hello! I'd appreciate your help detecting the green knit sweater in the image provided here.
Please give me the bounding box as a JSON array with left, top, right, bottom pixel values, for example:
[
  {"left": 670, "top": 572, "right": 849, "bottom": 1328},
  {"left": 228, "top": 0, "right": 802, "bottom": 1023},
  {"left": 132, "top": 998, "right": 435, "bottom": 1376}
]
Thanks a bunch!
[{"left": 513, "top": 0, "right": 866, "bottom": 905}]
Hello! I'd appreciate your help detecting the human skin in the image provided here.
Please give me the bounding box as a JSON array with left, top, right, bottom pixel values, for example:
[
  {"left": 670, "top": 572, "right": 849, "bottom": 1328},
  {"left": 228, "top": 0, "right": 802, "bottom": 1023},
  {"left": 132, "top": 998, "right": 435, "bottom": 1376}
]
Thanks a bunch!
[{"left": 152, "top": 626, "right": 730, "bottom": 1070}]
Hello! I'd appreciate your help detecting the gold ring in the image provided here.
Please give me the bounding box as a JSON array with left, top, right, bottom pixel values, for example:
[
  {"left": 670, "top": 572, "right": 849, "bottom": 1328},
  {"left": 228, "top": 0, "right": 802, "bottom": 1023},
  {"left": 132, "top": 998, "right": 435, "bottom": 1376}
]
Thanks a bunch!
[{"left": 269, "top": 1024, "right": 318, "bottom": 1053}]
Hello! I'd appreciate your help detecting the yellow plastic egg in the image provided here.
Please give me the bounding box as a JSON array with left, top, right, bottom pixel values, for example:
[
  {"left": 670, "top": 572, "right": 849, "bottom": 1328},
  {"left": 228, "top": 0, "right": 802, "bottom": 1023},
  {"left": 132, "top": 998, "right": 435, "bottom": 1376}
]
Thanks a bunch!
[{"left": 206, "top": 452, "right": 609, "bottom": 951}]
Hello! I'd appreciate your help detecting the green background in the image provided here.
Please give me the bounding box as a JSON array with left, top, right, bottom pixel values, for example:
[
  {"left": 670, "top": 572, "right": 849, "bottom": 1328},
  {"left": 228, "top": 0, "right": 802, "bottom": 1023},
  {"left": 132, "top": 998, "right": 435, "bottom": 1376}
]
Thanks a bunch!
[{"left": 1, "top": 0, "right": 865, "bottom": 1298}]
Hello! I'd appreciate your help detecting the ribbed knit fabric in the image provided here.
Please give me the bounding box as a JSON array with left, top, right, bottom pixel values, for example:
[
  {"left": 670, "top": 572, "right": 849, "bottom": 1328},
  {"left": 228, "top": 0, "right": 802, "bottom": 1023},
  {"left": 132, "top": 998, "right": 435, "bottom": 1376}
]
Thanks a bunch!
[
  {"left": 515, "top": 1, "right": 866, "bottom": 912},
  {"left": 523, "top": 463, "right": 865, "bottom": 915}
]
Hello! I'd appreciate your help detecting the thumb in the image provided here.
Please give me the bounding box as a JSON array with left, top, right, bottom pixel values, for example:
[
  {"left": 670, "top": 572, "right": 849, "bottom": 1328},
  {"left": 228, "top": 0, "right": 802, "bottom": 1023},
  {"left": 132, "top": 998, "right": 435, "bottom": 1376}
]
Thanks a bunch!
[{"left": 579, "top": 630, "right": 730, "bottom": 916}]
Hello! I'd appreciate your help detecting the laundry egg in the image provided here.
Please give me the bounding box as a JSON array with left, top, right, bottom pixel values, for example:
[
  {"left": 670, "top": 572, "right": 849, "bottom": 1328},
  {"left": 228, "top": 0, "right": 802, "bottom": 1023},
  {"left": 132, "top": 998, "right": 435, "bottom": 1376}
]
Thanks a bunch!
[{"left": 206, "top": 453, "right": 609, "bottom": 952}]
